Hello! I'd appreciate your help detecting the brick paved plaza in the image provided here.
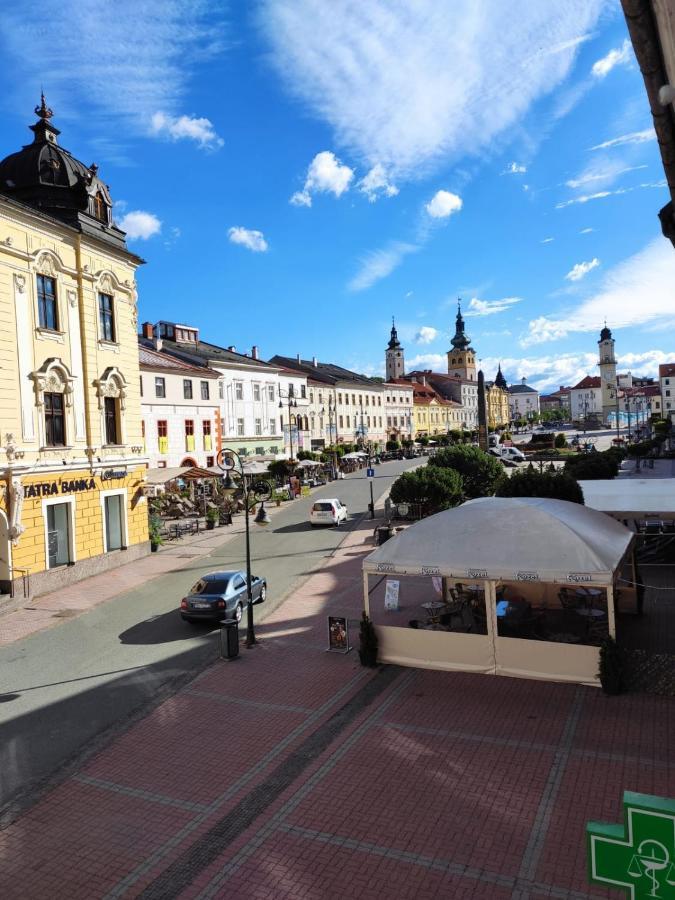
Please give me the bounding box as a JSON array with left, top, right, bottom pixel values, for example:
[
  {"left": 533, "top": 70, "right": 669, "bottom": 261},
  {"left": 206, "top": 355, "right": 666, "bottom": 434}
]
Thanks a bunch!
[{"left": 2, "top": 520, "right": 675, "bottom": 899}]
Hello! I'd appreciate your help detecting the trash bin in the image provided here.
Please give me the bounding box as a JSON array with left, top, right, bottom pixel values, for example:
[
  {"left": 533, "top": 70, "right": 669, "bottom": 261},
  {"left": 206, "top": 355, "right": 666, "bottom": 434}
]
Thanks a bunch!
[{"left": 220, "top": 618, "right": 239, "bottom": 660}]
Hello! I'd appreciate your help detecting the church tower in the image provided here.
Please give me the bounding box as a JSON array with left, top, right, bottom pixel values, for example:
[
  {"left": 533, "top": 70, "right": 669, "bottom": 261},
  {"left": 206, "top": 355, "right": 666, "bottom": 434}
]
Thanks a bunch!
[
  {"left": 385, "top": 318, "right": 405, "bottom": 381},
  {"left": 447, "top": 300, "right": 476, "bottom": 381},
  {"left": 598, "top": 323, "right": 617, "bottom": 424}
]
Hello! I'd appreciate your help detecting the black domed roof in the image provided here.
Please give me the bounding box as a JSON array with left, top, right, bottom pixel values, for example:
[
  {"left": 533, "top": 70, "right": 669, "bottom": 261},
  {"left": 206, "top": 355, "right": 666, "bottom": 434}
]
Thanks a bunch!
[
  {"left": 0, "top": 95, "right": 126, "bottom": 249},
  {"left": 599, "top": 324, "right": 612, "bottom": 341}
]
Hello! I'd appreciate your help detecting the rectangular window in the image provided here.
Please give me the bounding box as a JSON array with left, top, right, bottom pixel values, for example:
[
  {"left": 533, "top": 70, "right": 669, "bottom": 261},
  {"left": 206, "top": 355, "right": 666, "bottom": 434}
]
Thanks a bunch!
[
  {"left": 255, "top": 418, "right": 262, "bottom": 435},
  {"left": 338, "top": 393, "right": 342, "bottom": 404},
  {"left": 346, "top": 415, "right": 351, "bottom": 427},
  {"left": 268, "top": 384, "right": 275, "bottom": 401},
  {"left": 269, "top": 417, "right": 276, "bottom": 434},
  {"left": 200, "top": 380, "right": 210, "bottom": 400},
  {"left": 206, "top": 455, "right": 214, "bottom": 467},
  {"left": 256, "top": 446, "right": 265, "bottom": 456},
  {"left": 352, "top": 394, "right": 356, "bottom": 405},
  {"left": 98, "top": 293, "right": 115, "bottom": 341},
  {"left": 203, "top": 420, "right": 212, "bottom": 451},
  {"left": 37, "top": 274, "right": 58, "bottom": 330},
  {"left": 235, "top": 382, "right": 243, "bottom": 400},
  {"left": 253, "top": 383, "right": 261, "bottom": 401},
  {"left": 301, "top": 385, "right": 306, "bottom": 399},
  {"left": 47, "top": 502, "right": 71, "bottom": 568},
  {"left": 139, "top": 375, "right": 143, "bottom": 397},
  {"left": 289, "top": 383, "right": 295, "bottom": 397},
  {"left": 339, "top": 415, "right": 344, "bottom": 427},
  {"left": 183, "top": 379, "right": 193, "bottom": 399},
  {"left": 157, "top": 420, "right": 168, "bottom": 454},
  {"left": 104, "top": 495, "right": 124, "bottom": 552},
  {"left": 185, "top": 419, "right": 195, "bottom": 452},
  {"left": 104, "top": 396, "right": 118, "bottom": 445},
  {"left": 219, "top": 381, "right": 224, "bottom": 399},
  {"left": 237, "top": 418, "right": 245, "bottom": 436},
  {"left": 667, "top": 390, "right": 671, "bottom": 397},
  {"left": 155, "top": 377, "right": 165, "bottom": 398},
  {"left": 44, "top": 392, "right": 65, "bottom": 446}
]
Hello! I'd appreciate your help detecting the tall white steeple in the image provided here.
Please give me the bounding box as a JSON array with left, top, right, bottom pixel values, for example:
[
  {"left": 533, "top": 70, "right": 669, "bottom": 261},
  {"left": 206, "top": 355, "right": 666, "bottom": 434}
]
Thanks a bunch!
[{"left": 598, "top": 322, "right": 617, "bottom": 424}]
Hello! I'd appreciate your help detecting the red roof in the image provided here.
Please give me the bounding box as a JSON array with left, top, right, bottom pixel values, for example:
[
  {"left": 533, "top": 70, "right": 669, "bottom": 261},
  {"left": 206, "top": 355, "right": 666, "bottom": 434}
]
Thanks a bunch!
[
  {"left": 659, "top": 363, "right": 675, "bottom": 378},
  {"left": 571, "top": 375, "right": 601, "bottom": 390}
]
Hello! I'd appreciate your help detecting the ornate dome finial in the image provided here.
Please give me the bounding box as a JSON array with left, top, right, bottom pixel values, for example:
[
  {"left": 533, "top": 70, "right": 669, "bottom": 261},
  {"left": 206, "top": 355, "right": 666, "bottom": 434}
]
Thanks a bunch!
[{"left": 35, "top": 91, "right": 53, "bottom": 121}]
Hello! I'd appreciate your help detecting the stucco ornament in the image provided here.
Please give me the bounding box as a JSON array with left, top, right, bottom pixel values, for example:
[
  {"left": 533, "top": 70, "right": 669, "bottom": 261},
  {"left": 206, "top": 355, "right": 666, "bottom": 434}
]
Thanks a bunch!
[
  {"left": 30, "top": 358, "right": 75, "bottom": 408},
  {"left": 35, "top": 251, "right": 59, "bottom": 277},
  {"left": 13, "top": 273, "right": 26, "bottom": 293},
  {"left": 94, "top": 367, "right": 128, "bottom": 410},
  {"left": 8, "top": 476, "right": 25, "bottom": 544}
]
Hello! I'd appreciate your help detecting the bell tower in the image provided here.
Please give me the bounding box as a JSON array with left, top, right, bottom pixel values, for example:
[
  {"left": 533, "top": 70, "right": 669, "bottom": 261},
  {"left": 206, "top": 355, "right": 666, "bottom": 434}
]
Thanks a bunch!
[
  {"left": 385, "top": 318, "right": 404, "bottom": 381},
  {"left": 598, "top": 322, "right": 617, "bottom": 424},
  {"left": 447, "top": 299, "right": 476, "bottom": 381}
]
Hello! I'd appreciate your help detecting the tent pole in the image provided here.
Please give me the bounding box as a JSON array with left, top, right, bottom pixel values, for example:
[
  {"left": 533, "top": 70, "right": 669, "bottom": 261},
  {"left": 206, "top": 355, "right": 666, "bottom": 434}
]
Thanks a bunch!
[
  {"left": 486, "top": 580, "right": 498, "bottom": 676},
  {"left": 606, "top": 583, "right": 616, "bottom": 639},
  {"left": 363, "top": 570, "right": 370, "bottom": 616}
]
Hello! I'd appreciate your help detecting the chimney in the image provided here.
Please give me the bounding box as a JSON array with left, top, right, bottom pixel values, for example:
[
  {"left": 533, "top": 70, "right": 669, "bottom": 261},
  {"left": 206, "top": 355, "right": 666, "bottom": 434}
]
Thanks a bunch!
[
  {"left": 312, "top": 356, "right": 318, "bottom": 367},
  {"left": 251, "top": 345, "right": 259, "bottom": 360},
  {"left": 421, "top": 375, "right": 427, "bottom": 386},
  {"left": 142, "top": 322, "right": 154, "bottom": 339},
  {"left": 296, "top": 353, "right": 301, "bottom": 364},
  {"left": 153, "top": 336, "right": 163, "bottom": 352},
  {"left": 227, "top": 345, "right": 236, "bottom": 352}
]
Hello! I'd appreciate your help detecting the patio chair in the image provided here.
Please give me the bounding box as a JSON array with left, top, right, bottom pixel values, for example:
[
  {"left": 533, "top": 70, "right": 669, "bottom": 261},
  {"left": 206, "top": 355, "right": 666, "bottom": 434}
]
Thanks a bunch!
[{"left": 558, "top": 588, "right": 583, "bottom": 610}]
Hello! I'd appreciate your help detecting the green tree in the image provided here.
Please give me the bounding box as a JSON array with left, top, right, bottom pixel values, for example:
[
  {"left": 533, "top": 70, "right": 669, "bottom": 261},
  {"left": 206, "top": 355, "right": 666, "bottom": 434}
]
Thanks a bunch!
[
  {"left": 390, "top": 466, "right": 463, "bottom": 516},
  {"left": 564, "top": 448, "right": 622, "bottom": 480},
  {"left": 496, "top": 469, "right": 584, "bottom": 504},
  {"left": 554, "top": 432, "right": 567, "bottom": 448},
  {"left": 386, "top": 439, "right": 401, "bottom": 451},
  {"left": 429, "top": 444, "right": 505, "bottom": 499},
  {"left": 268, "top": 459, "right": 293, "bottom": 481}
]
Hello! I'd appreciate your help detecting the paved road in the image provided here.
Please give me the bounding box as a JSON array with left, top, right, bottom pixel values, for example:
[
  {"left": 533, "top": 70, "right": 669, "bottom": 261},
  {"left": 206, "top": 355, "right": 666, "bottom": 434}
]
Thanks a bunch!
[{"left": 0, "top": 457, "right": 420, "bottom": 818}]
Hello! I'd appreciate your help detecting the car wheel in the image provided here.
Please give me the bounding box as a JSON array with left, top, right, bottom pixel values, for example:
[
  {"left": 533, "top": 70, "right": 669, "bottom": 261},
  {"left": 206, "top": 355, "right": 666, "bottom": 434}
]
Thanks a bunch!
[
  {"left": 234, "top": 602, "right": 243, "bottom": 623},
  {"left": 259, "top": 585, "right": 266, "bottom": 602}
]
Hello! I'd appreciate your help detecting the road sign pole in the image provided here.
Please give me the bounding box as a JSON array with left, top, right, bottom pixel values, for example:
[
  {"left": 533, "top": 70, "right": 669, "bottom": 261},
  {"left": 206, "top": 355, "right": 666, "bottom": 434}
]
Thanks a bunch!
[{"left": 369, "top": 479, "right": 374, "bottom": 519}]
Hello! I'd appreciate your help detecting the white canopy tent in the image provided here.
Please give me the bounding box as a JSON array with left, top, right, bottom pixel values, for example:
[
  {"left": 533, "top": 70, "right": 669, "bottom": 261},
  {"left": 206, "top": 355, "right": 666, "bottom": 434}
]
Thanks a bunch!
[
  {"left": 579, "top": 479, "right": 675, "bottom": 527},
  {"left": 363, "top": 497, "right": 633, "bottom": 685}
]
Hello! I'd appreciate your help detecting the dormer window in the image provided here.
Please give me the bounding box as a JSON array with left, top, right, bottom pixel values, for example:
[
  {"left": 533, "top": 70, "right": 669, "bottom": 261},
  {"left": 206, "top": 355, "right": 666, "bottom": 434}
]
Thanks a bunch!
[{"left": 94, "top": 191, "right": 107, "bottom": 223}]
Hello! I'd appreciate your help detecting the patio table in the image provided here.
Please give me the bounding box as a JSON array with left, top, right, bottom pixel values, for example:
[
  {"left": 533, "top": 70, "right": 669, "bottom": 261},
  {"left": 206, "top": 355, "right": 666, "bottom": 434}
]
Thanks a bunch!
[{"left": 421, "top": 601, "right": 446, "bottom": 625}]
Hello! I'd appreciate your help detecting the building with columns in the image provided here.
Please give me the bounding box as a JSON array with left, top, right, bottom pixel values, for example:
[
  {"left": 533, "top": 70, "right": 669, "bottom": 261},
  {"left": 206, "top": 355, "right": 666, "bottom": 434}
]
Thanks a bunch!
[{"left": 0, "top": 97, "right": 149, "bottom": 600}]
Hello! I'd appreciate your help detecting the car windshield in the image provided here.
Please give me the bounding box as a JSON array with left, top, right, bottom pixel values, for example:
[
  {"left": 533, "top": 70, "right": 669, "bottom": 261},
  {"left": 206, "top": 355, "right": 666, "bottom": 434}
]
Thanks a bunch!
[
  {"left": 313, "top": 502, "right": 333, "bottom": 511},
  {"left": 190, "top": 578, "right": 230, "bottom": 595}
]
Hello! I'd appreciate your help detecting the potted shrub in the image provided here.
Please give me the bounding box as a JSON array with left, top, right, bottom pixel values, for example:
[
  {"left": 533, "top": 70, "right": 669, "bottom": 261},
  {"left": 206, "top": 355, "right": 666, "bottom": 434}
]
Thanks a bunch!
[
  {"left": 206, "top": 507, "right": 219, "bottom": 530},
  {"left": 148, "top": 515, "right": 164, "bottom": 552},
  {"left": 598, "top": 636, "right": 624, "bottom": 695},
  {"left": 358, "top": 612, "right": 379, "bottom": 667}
]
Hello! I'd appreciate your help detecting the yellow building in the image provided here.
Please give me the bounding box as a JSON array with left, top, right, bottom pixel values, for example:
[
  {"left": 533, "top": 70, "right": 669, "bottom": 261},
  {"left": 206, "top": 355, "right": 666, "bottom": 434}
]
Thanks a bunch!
[
  {"left": 0, "top": 97, "right": 148, "bottom": 599},
  {"left": 486, "top": 365, "right": 510, "bottom": 430},
  {"left": 407, "top": 379, "right": 462, "bottom": 437}
]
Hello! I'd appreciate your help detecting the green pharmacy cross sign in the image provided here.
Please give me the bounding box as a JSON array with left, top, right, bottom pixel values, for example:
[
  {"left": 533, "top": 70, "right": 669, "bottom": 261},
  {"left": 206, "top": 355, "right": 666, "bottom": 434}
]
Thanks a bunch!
[{"left": 588, "top": 792, "right": 675, "bottom": 898}]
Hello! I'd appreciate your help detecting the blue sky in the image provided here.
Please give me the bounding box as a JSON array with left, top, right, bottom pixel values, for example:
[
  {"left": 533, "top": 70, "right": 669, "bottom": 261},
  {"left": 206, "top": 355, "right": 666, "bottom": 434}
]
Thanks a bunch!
[{"left": 1, "top": 0, "right": 674, "bottom": 391}]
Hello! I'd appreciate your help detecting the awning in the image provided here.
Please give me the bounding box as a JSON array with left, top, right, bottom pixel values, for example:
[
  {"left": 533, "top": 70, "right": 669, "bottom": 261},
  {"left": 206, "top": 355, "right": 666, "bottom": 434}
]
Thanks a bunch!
[
  {"left": 364, "top": 496, "right": 633, "bottom": 584},
  {"left": 580, "top": 479, "right": 675, "bottom": 519},
  {"left": 144, "top": 466, "right": 191, "bottom": 485}
]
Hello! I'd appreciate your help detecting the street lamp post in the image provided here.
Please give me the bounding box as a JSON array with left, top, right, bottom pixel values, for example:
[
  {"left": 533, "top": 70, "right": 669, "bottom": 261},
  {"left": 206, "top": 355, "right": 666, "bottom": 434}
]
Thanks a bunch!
[
  {"left": 321, "top": 396, "right": 338, "bottom": 479},
  {"left": 279, "top": 390, "right": 298, "bottom": 460},
  {"left": 217, "top": 448, "right": 271, "bottom": 648}
]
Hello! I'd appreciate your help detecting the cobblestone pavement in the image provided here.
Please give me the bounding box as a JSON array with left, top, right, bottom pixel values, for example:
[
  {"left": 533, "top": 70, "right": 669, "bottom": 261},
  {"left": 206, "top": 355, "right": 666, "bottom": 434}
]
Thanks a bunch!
[{"left": 2, "top": 519, "right": 675, "bottom": 899}]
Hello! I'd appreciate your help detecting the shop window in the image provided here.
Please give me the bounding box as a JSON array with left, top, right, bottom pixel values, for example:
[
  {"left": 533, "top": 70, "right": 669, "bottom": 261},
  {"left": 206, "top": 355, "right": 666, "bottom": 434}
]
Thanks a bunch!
[
  {"left": 44, "top": 392, "right": 65, "bottom": 446},
  {"left": 37, "top": 274, "right": 58, "bottom": 330},
  {"left": 98, "top": 293, "right": 115, "bottom": 342},
  {"left": 200, "top": 380, "right": 210, "bottom": 400},
  {"left": 155, "top": 377, "right": 165, "bottom": 398},
  {"left": 185, "top": 419, "right": 195, "bottom": 452},
  {"left": 183, "top": 379, "right": 193, "bottom": 400},
  {"left": 47, "top": 502, "right": 73, "bottom": 568},
  {"left": 256, "top": 446, "right": 265, "bottom": 455},
  {"left": 157, "top": 420, "right": 168, "bottom": 455},
  {"left": 104, "top": 494, "right": 124, "bottom": 551},
  {"left": 104, "top": 396, "right": 119, "bottom": 445}
]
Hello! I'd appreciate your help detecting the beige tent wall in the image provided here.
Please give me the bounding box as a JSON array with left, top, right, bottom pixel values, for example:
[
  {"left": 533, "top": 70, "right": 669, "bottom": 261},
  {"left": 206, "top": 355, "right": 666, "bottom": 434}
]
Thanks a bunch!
[
  {"left": 494, "top": 637, "right": 600, "bottom": 684},
  {"left": 376, "top": 627, "right": 496, "bottom": 674}
]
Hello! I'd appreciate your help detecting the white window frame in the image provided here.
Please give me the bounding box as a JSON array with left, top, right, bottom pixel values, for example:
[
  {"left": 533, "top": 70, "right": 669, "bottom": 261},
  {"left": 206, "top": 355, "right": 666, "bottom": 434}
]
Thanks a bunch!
[
  {"left": 235, "top": 382, "right": 244, "bottom": 401},
  {"left": 42, "top": 495, "right": 77, "bottom": 568},
  {"left": 253, "top": 383, "right": 261, "bottom": 402},
  {"left": 100, "top": 487, "right": 129, "bottom": 553}
]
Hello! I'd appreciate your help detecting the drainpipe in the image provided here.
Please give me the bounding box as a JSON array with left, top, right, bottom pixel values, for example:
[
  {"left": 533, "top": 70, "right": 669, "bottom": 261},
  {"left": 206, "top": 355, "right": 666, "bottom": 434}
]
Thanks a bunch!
[{"left": 74, "top": 236, "right": 96, "bottom": 466}]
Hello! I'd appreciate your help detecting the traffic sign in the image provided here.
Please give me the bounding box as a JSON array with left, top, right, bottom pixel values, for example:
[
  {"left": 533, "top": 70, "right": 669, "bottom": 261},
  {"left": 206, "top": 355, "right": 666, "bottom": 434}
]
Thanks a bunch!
[
  {"left": 588, "top": 791, "right": 675, "bottom": 898},
  {"left": 366, "top": 468, "right": 375, "bottom": 478}
]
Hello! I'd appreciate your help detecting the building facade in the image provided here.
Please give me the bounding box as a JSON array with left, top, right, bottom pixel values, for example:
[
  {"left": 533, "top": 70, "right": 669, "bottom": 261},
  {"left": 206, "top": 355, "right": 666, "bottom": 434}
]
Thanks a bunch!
[
  {"left": 139, "top": 344, "right": 220, "bottom": 469},
  {"left": 0, "top": 98, "right": 149, "bottom": 598},
  {"left": 383, "top": 381, "right": 415, "bottom": 443},
  {"left": 659, "top": 363, "right": 675, "bottom": 422},
  {"left": 486, "top": 365, "right": 510, "bottom": 429},
  {"left": 508, "top": 378, "right": 541, "bottom": 422},
  {"left": 569, "top": 375, "right": 603, "bottom": 422}
]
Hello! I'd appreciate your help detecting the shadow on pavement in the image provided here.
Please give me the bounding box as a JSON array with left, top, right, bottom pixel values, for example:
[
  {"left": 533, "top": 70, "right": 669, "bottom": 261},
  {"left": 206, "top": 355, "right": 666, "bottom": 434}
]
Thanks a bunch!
[{"left": 118, "top": 609, "right": 217, "bottom": 645}]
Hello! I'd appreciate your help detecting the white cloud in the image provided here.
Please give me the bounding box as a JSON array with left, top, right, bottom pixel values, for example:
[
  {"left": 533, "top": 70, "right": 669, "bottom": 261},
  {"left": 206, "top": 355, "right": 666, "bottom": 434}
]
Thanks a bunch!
[
  {"left": 565, "top": 258, "right": 600, "bottom": 282},
  {"left": 425, "top": 190, "right": 463, "bottom": 219},
  {"left": 150, "top": 112, "right": 223, "bottom": 149},
  {"left": 503, "top": 161, "right": 527, "bottom": 174},
  {"left": 579, "top": 227, "right": 594, "bottom": 234},
  {"left": 290, "top": 151, "right": 354, "bottom": 207},
  {"left": 565, "top": 161, "right": 646, "bottom": 190},
  {"left": 541, "top": 237, "right": 555, "bottom": 243},
  {"left": 465, "top": 296, "right": 522, "bottom": 317},
  {"left": 556, "top": 180, "right": 664, "bottom": 208},
  {"left": 588, "top": 129, "right": 655, "bottom": 151},
  {"left": 414, "top": 326, "right": 438, "bottom": 344},
  {"left": 118, "top": 210, "right": 161, "bottom": 240},
  {"left": 0, "top": 1, "right": 224, "bottom": 147},
  {"left": 259, "top": 0, "right": 605, "bottom": 180},
  {"left": 522, "top": 238, "right": 675, "bottom": 346},
  {"left": 407, "top": 353, "right": 446, "bottom": 371},
  {"left": 348, "top": 241, "right": 417, "bottom": 292},
  {"left": 591, "top": 39, "right": 632, "bottom": 78},
  {"left": 227, "top": 227, "right": 269, "bottom": 253},
  {"left": 358, "top": 164, "right": 399, "bottom": 202}
]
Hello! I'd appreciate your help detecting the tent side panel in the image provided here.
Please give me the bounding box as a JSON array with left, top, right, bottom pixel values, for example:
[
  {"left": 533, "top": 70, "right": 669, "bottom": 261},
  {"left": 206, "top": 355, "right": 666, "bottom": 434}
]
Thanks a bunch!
[
  {"left": 495, "top": 637, "right": 600, "bottom": 685},
  {"left": 376, "top": 626, "right": 494, "bottom": 674}
]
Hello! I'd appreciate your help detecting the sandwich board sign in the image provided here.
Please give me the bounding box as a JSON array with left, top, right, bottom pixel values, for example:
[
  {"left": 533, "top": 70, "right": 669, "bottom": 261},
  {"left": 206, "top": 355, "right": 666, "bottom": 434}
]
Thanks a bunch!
[
  {"left": 327, "top": 616, "right": 351, "bottom": 653},
  {"left": 587, "top": 791, "right": 675, "bottom": 898}
]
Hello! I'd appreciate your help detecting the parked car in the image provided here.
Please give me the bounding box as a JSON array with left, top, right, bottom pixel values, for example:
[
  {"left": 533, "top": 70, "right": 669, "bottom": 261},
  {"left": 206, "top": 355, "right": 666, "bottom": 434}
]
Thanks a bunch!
[
  {"left": 309, "top": 498, "right": 348, "bottom": 527},
  {"left": 488, "top": 446, "right": 526, "bottom": 464},
  {"left": 180, "top": 570, "right": 266, "bottom": 623}
]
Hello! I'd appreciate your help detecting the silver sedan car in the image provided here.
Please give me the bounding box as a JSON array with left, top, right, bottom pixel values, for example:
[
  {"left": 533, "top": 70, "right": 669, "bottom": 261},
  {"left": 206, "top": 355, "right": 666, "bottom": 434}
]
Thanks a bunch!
[{"left": 180, "top": 570, "right": 267, "bottom": 623}]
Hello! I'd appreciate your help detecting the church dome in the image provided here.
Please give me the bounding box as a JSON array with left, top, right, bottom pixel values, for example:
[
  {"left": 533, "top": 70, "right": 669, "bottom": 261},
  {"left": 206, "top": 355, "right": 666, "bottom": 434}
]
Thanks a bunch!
[
  {"left": 0, "top": 94, "right": 114, "bottom": 229},
  {"left": 599, "top": 324, "right": 612, "bottom": 341}
]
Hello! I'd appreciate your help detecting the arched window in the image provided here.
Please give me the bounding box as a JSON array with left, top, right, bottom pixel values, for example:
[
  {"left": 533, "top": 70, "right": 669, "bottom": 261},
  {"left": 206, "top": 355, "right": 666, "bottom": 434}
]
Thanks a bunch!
[{"left": 93, "top": 191, "right": 107, "bottom": 223}]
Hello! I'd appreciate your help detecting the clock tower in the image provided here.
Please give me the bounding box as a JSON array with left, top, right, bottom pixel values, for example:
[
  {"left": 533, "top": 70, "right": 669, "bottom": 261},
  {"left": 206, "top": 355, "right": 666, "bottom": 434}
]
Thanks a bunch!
[
  {"left": 385, "top": 318, "right": 405, "bottom": 381},
  {"left": 598, "top": 323, "right": 617, "bottom": 424}
]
